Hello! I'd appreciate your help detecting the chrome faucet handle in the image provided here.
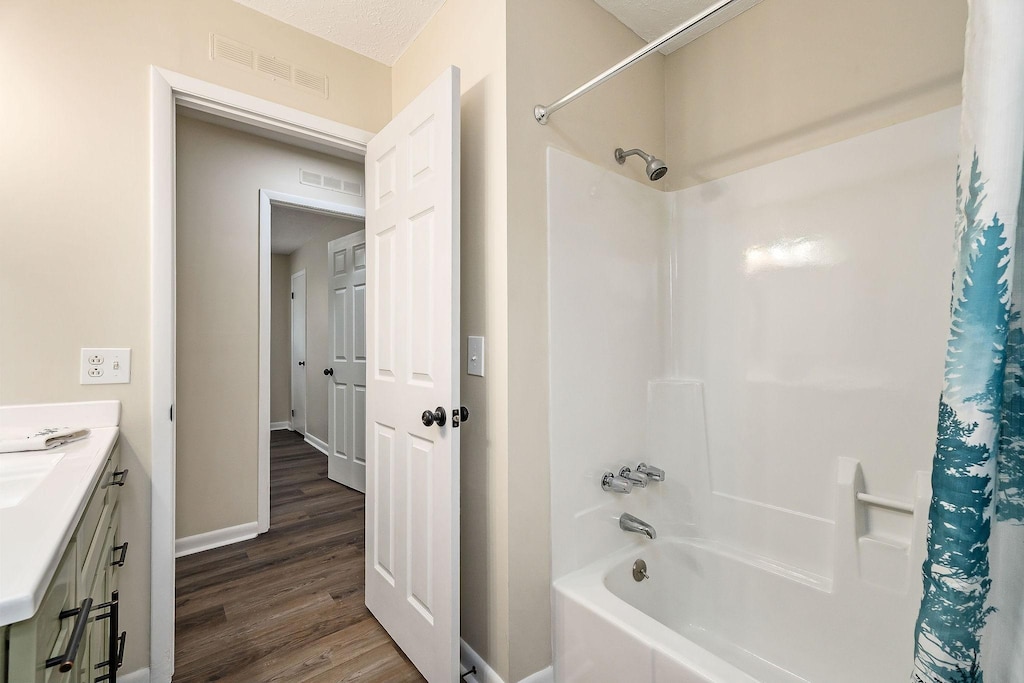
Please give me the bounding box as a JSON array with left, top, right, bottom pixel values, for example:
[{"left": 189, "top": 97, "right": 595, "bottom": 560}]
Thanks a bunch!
[
  {"left": 619, "top": 466, "right": 649, "bottom": 488},
  {"left": 601, "top": 472, "right": 633, "bottom": 494},
  {"left": 636, "top": 463, "right": 665, "bottom": 482}
]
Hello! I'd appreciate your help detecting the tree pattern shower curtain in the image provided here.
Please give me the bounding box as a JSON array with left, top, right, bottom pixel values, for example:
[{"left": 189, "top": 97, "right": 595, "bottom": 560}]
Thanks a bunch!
[{"left": 912, "top": 1, "right": 1024, "bottom": 681}]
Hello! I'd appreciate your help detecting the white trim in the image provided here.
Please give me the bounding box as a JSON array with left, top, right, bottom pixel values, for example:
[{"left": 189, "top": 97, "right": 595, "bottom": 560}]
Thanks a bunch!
[
  {"left": 460, "top": 639, "right": 505, "bottom": 683},
  {"left": 118, "top": 668, "right": 151, "bottom": 683},
  {"left": 150, "top": 65, "right": 373, "bottom": 683},
  {"left": 258, "top": 190, "right": 272, "bottom": 536},
  {"left": 150, "top": 67, "right": 177, "bottom": 683},
  {"left": 270, "top": 421, "right": 291, "bottom": 431},
  {"left": 174, "top": 522, "right": 259, "bottom": 558},
  {"left": 518, "top": 667, "right": 554, "bottom": 683},
  {"left": 304, "top": 432, "right": 329, "bottom": 455},
  {"left": 288, "top": 267, "right": 307, "bottom": 442},
  {"left": 265, "top": 192, "right": 363, "bottom": 538}
]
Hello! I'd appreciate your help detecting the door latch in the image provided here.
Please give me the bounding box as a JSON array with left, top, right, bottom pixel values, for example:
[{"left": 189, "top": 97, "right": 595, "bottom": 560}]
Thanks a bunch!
[{"left": 452, "top": 406, "right": 469, "bottom": 428}]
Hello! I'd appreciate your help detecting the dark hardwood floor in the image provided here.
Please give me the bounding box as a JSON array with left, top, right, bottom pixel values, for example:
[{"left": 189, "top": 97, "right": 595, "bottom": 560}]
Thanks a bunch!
[{"left": 173, "top": 430, "right": 425, "bottom": 683}]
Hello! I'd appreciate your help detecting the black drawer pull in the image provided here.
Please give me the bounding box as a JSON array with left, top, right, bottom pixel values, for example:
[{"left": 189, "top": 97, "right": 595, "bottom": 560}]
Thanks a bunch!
[
  {"left": 111, "top": 541, "right": 129, "bottom": 568},
  {"left": 45, "top": 598, "right": 93, "bottom": 672},
  {"left": 94, "top": 632, "right": 126, "bottom": 681},
  {"left": 108, "top": 468, "right": 129, "bottom": 487}
]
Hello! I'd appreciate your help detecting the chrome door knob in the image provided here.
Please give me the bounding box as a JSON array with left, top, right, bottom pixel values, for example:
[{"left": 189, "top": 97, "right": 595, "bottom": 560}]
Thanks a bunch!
[{"left": 421, "top": 406, "right": 447, "bottom": 427}]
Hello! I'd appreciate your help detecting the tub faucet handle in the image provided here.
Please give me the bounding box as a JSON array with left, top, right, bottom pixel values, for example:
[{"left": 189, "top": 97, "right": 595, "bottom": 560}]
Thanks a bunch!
[
  {"left": 637, "top": 462, "right": 665, "bottom": 482},
  {"left": 619, "top": 466, "right": 649, "bottom": 488},
  {"left": 601, "top": 472, "right": 633, "bottom": 494}
]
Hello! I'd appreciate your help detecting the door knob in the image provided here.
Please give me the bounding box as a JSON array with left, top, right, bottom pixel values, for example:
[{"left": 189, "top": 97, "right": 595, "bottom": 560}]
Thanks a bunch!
[
  {"left": 421, "top": 406, "right": 447, "bottom": 427},
  {"left": 453, "top": 406, "right": 470, "bottom": 428},
  {"left": 324, "top": 368, "right": 334, "bottom": 376},
  {"left": 298, "top": 361, "right": 305, "bottom": 366}
]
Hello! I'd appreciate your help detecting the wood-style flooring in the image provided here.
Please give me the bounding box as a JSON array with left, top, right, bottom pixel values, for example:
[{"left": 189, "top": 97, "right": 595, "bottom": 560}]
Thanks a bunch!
[{"left": 173, "top": 430, "right": 425, "bottom": 683}]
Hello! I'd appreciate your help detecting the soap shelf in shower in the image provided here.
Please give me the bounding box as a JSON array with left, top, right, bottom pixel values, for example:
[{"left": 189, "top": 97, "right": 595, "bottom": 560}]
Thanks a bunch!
[{"left": 835, "top": 457, "right": 930, "bottom": 593}]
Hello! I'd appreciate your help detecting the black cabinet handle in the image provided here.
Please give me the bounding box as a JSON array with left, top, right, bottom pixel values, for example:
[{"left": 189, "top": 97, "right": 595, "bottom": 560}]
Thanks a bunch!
[
  {"left": 111, "top": 541, "right": 129, "bottom": 568},
  {"left": 324, "top": 368, "right": 334, "bottom": 376},
  {"left": 46, "top": 598, "right": 93, "bottom": 672},
  {"left": 298, "top": 361, "right": 305, "bottom": 366},
  {"left": 104, "top": 469, "right": 128, "bottom": 488},
  {"left": 94, "top": 590, "right": 123, "bottom": 683}
]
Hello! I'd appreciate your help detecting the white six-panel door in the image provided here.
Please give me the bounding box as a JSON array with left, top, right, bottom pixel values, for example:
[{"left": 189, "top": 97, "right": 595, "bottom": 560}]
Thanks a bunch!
[
  {"left": 327, "top": 230, "right": 368, "bottom": 493},
  {"left": 364, "top": 66, "right": 461, "bottom": 683}
]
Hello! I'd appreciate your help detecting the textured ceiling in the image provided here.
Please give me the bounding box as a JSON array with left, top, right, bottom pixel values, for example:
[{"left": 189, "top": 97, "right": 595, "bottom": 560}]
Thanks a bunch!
[
  {"left": 593, "top": 0, "right": 762, "bottom": 54},
  {"left": 233, "top": 0, "right": 446, "bottom": 66},
  {"left": 233, "top": 0, "right": 760, "bottom": 68}
]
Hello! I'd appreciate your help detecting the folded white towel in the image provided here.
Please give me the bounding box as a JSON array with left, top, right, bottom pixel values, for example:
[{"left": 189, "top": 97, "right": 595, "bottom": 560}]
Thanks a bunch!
[{"left": 0, "top": 426, "right": 91, "bottom": 453}]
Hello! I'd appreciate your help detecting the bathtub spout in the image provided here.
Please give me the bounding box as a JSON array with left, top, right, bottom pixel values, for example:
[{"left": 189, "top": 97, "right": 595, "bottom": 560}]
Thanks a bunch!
[{"left": 619, "top": 513, "right": 656, "bottom": 539}]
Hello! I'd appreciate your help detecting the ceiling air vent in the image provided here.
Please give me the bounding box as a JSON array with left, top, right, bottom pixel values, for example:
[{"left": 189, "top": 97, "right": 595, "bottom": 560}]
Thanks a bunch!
[
  {"left": 300, "top": 169, "right": 364, "bottom": 198},
  {"left": 256, "top": 53, "right": 292, "bottom": 81},
  {"left": 210, "top": 34, "right": 254, "bottom": 70},
  {"left": 210, "top": 34, "right": 329, "bottom": 99}
]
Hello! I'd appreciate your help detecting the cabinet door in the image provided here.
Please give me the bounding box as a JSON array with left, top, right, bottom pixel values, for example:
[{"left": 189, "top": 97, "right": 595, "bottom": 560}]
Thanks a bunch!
[{"left": 81, "top": 545, "right": 108, "bottom": 683}]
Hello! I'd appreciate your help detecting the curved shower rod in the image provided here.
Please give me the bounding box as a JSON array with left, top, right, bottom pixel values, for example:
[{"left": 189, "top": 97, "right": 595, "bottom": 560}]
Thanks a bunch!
[{"left": 533, "top": 0, "right": 756, "bottom": 125}]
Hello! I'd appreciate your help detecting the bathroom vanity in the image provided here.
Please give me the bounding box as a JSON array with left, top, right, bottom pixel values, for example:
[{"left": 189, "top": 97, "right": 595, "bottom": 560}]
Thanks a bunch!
[{"left": 0, "top": 401, "right": 127, "bottom": 683}]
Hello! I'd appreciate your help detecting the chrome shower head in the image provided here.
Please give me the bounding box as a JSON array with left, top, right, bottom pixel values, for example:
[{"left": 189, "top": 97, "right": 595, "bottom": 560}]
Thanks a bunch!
[{"left": 615, "top": 147, "right": 669, "bottom": 181}]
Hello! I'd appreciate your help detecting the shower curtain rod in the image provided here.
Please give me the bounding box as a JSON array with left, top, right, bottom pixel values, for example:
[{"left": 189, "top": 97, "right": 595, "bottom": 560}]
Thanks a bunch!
[{"left": 533, "top": 0, "right": 748, "bottom": 125}]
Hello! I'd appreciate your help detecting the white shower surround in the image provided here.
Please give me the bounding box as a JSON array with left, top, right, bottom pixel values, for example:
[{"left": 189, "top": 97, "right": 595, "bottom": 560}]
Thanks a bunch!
[{"left": 547, "top": 106, "right": 960, "bottom": 681}]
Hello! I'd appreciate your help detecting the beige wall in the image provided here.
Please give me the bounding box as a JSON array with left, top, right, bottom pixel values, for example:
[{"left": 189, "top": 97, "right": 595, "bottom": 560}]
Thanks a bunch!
[
  {"left": 664, "top": 0, "right": 967, "bottom": 189},
  {"left": 504, "top": 2, "right": 666, "bottom": 679},
  {"left": 288, "top": 214, "right": 364, "bottom": 443},
  {"left": 270, "top": 254, "right": 292, "bottom": 425},
  {"left": 175, "top": 114, "right": 363, "bottom": 540},
  {"left": 0, "top": 0, "right": 389, "bottom": 672},
  {"left": 392, "top": 0, "right": 511, "bottom": 677}
]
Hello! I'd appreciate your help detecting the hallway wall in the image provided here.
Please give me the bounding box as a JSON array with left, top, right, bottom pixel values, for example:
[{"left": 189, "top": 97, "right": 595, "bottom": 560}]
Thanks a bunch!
[
  {"left": 270, "top": 254, "right": 292, "bottom": 426},
  {"left": 175, "top": 114, "right": 362, "bottom": 541},
  {"left": 287, "top": 214, "right": 364, "bottom": 446}
]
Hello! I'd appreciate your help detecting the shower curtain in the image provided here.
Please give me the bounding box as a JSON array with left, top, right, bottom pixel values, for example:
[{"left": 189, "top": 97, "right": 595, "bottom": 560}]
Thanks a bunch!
[{"left": 912, "top": 1, "right": 1024, "bottom": 681}]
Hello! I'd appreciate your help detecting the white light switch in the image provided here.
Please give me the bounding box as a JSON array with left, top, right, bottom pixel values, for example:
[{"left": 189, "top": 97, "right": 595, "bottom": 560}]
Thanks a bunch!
[
  {"left": 467, "top": 336, "right": 484, "bottom": 377},
  {"left": 81, "top": 348, "right": 131, "bottom": 384}
]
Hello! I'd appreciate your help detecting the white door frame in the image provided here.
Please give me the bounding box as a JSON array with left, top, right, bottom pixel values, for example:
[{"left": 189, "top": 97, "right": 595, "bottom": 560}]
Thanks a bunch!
[
  {"left": 259, "top": 191, "right": 365, "bottom": 536},
  {"left": 150, "top": 66, "right": 372, "bottom": 683},
  {"left": 289, "top": 268, "right": 307, "bottom": 435}
]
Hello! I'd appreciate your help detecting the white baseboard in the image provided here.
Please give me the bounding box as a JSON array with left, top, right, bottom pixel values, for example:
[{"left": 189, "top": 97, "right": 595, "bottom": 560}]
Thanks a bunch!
[
  {"left": 461, "top": 639, "right": 504, "bottom": 683},
  {"left": 304, "top": 432, "right": 329, "bottom": 455},
  {"left": 270, "top": 421, "right": 291, "bottom": 430},
  {"left": 519, "top": 666, "right": 554, "bottom": 683},
  {"left": 119, "top": 668, "right": 151, "bottom": 683},
  {"left": 175, "top": 521, "right": 259, "bottom": 558}
]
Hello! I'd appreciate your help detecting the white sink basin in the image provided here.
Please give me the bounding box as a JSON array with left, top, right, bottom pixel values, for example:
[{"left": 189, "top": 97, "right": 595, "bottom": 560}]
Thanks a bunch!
[{"left": 0, "top": 452, "right": 65, "bottom": 509}]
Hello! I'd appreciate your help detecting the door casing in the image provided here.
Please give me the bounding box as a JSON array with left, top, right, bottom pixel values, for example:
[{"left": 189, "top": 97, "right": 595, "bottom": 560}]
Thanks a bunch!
[
  {"left": 151, "top": 67, "right": 372, "bottom": 683},
  {"left": 290, "top": 269, "right": 307, "bottom": 436}
]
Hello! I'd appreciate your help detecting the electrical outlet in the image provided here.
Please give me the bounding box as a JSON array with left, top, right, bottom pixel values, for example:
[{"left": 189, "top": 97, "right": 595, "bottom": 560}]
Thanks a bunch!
[{"left": 81, "top": 348, "right": 131, "bottom": 385}]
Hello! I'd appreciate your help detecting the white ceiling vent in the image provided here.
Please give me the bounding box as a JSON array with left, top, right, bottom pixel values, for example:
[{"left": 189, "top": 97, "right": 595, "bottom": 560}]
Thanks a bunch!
[
  {"left": 210, "top": 34, "right": 329, "bottom": 98},
  {"left": 300, "top": 169, "right": 364, "bottom": 198}
]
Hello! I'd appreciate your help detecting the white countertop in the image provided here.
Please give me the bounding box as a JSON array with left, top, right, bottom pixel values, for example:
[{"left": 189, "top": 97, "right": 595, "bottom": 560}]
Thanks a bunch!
[{"left": 0, "top": 401, "right": 121, "bottom": 626}]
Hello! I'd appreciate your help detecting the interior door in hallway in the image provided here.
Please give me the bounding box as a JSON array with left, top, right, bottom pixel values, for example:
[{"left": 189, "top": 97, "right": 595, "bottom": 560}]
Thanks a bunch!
[
  {"left": 364, "top": 66, "right": 461, "bottom": 683},
  {"left": 327, "top": 229, "right": 368, "bottom": 493},
  {"left": 290, "top": 270, "right": 306, "bottom": 435}
]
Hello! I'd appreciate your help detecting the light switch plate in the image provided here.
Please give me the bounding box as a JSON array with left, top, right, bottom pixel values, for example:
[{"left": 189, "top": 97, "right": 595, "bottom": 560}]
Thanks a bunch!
[
  {"left": 467, "top": 336, "right": 484, "bottom": 377},
  {"left": 80, "top": 348, "right": 132, "bottom": 384}
]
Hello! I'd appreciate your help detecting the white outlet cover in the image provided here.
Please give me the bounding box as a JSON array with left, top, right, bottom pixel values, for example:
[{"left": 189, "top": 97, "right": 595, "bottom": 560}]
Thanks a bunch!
[
  {"left": 467, "top": 336, "right": 484, "bottom": 377},
  {"left": 80, "top": 348, "right": 131, "bottom": 385}
]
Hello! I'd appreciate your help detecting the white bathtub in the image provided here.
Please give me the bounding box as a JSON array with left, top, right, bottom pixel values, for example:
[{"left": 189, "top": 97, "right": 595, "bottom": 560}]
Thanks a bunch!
[{"left": 553, "top": 537, "right": 917, "bottom": 683}]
